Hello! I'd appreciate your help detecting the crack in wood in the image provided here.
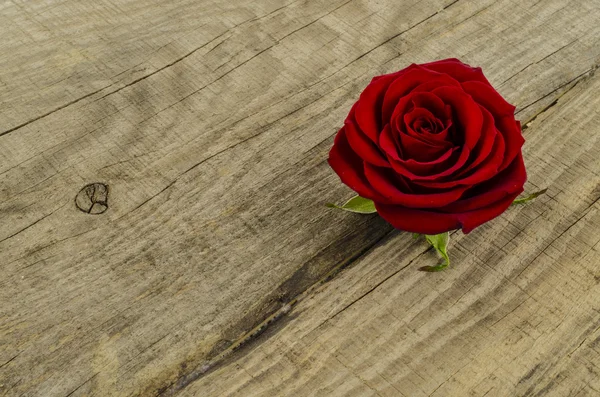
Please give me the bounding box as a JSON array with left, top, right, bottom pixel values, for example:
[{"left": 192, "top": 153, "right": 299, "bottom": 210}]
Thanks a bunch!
[
  {"left": 518, "top": 65, "right": 597, "bottom": 125},
  {"left": 512, "top": 191, "right": 600, "bottom": 280},
  {"left": 0, "top": 85, "right": 112, "bottom": 138},
  {"left": 157, "top": 227, "right": 397, "bottom": 396},
  {"left": 93, "top": 30, "right": 230, "bottom": 103},
  {"left": 0, "top": 351, "right": 22, "bottom": 369},
  {"left": 63, "top": 372, "right": 99, "bottom": 397},
  {"left": 322, "top": 248, "right": 430, "bottom": 326},
  {"left": 0, "top": 203, "right": 66, "bottom": 244},
  {"left": 499, "top": 39, "right": 579, "bottom": 87}
]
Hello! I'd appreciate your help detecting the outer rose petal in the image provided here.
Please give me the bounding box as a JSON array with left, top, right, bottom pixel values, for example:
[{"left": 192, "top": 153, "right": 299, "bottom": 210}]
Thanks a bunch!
[
  {"left": 440, "top": 154, "right": 526, "bottom": 213},
  {"left": 456, "top": 106, "right": 498, "bottom": 175},
  {"left": 461, "top": 81, "right": 516, "bottom": 117},
  {"left": 375, "top": 190, "right": 520, "bottom": 234},
  {"left": 421, "top": 58, "right": 492, "bottom": 84},
  {"left": 377, "top": 155, "right": 526, "bottom": 234},
  {"left": 374, "top": 202, "right": 461, "bottom": 234},
  {"left": 328, "top": 126, "right": 390, "bottom": 203},
  {"left": 354, "top": 72, "right": 400, "bottom": 143},
  {"left": 495, "top": 116, "right": 525, "bottom": 171},
  {"left": 459, "top": 189, "right": 521, "bottom": 233},
  {"left": 455, "top": 82, "right": 523, "bottom": 173},
  {"left": 345, "top": 108, "right": 390, "bottom": 167}
]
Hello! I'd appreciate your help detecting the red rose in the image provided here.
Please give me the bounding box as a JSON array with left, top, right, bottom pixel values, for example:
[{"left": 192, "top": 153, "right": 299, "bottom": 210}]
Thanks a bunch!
[{"left": 328, "top": 58, "right": 526, "bottom": 235}]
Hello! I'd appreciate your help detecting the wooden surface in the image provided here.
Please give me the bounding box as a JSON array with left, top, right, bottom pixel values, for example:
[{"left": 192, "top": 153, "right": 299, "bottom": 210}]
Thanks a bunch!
[{"left": 1, "top": 0, "right": 600, "bottom": 396}]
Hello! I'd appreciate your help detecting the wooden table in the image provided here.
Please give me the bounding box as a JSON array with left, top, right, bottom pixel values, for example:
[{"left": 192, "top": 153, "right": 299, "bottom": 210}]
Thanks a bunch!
[{"left": 2, "top": 0, "right": 600, "bottom": 395}]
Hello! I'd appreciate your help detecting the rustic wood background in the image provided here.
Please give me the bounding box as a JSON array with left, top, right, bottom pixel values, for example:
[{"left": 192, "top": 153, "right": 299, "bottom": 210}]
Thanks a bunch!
[{"left": 2, "top": 0, "right": 600, "bottom": 396}]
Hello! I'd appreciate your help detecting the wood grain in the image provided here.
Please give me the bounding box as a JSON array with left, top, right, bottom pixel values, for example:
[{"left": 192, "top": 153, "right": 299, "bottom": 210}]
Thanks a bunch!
[{"left": 1, "top": 0, "right": 599, "bottom": 396}]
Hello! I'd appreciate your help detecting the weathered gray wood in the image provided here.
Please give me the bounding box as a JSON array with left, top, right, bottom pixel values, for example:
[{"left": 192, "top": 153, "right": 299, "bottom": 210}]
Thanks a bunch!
[
  {"left": 1, "top": 0, "right": 600, "bottom": 396},
  {"left": 180, "top": 67, "right": 600, "bottom": 396}
]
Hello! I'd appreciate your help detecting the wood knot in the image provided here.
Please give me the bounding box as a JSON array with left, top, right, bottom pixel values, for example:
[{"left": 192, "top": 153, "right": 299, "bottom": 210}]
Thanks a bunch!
[{"left": 75, "top": 183, "right": 109, "bottom": 214}]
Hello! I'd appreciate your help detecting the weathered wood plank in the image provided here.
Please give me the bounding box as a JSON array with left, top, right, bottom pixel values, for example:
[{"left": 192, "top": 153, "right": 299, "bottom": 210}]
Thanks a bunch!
[
  {"left": 179, "top": 68, "right": 600, "bottom": 396},
  {"left": 1, "top": 0, "right": 599, "bottom": 395}
]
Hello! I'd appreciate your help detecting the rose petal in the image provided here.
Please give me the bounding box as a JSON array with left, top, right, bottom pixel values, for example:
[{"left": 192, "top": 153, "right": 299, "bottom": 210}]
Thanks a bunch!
[
  {"left": 414, "top": 130, "right": 505, "bottom": 189},
  {"left": 458, "top": 106, "right": 498, "bottom": 174},
  {"left": 432, "top": 85, "right": 483, "bottom": 150},
  {"left": 403, "top": 107, "right": 451, "bottom": 142},
  {"left": 374, "top": 203, "right": 462, "bottom": 234},
  {"left": 354, "top": 73, "right": 399, "bottom": 143},
  {"left": 439, "top": 154, "right": 526, "bottom": 213},
  {"left": 412, "top": 106, "right": 505, "bottom": 189},
  {"left": 379, "top": 124, "right": 403, "bottom": 161},
  {"left": 391, "top": 144, "right": 471, "bottom": 182},
  {"left": 410, "top": 75, "right": 462, "bottom": 94},
  {"left": 364, "top": 163, "right": 469, "bottom": 208},
  {"left": 495, "top": 116, "right": 525, "bottom": 171},
  {"left": 411, "top": 92, "right": 452, "bottom": 121},
  {"left": 458, "top": 191, "right": 522, "bottom": 233},
  {"left": 345, "top": 107, "right": 390, "bottom": 168},
  {"left": 382, "top": 66, "right": 460, "bottom": 122},
  {"left": 397, "top": 131, "right": 453, "bottom": 163},
  {"left": 421, "top": 58, "right": 491, "bottom": 84},
  {"left": 328, "top": 127, "right": 390, "bottom": 203},
  {"left": 387, "top": 85, "right": 483, "bottom": 182},
  {"left": 375, "top": 188, "right": 520, "bottom": 234},
  {"left": 389, "top": 146, "right": 459, "bottom": 177},
  {"left": 390, "top": 91, "right": 450, "bottom": 134},
  {"left": 461, "top": 81, "right": 516, "bottom": 117}
]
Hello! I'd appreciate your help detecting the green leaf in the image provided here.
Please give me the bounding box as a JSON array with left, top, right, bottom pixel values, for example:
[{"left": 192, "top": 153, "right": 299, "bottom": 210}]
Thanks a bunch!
[
  {"left": 412, "top": 232, "right": 421, "bottom": 240},
  {"left": 419, "top": 232, "right": 450, "bottom": 272},
  {"left": 512, "top": 188, "right": 547, "bottom": 205},
  {"left": 326, "top": 195, "right": 377, "bottom": 214}
]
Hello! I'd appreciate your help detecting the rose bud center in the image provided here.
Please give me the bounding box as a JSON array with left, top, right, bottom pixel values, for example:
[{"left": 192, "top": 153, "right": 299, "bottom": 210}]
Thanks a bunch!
[{"left": 393, "top": 104, "right": 457, "bottom": 163}]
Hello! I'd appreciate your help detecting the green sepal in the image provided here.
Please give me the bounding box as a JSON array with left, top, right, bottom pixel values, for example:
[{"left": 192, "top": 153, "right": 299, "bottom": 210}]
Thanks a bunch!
[
  {"left": 419, "top": 232, "right": 450, "bottom": 272},
  {"left": 512, "top": 188, "right": 547, "bottom": 205},
  {"left": 326, "top": 195, "right": 377, "bottom": 214}
]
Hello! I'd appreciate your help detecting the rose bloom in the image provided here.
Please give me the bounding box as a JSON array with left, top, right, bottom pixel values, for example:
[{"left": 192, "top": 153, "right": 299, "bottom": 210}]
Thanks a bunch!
[{"left": 328, "top": 58, "right": 526, "bottom": 234}]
